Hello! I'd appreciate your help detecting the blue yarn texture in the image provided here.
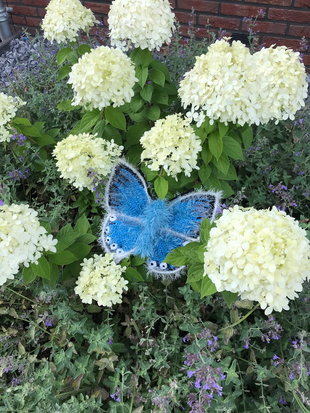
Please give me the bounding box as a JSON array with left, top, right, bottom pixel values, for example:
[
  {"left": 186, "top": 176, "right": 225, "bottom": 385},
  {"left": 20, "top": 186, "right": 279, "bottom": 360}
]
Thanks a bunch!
[{"left": 100, "top": 160, "right": 221, "bottom": 279}]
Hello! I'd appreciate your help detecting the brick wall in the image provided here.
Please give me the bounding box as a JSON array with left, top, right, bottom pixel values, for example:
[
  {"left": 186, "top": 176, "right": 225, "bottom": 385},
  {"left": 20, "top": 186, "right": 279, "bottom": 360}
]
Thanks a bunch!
[{"left": 3, "top": 0, "right": 310, "bottom": 70}]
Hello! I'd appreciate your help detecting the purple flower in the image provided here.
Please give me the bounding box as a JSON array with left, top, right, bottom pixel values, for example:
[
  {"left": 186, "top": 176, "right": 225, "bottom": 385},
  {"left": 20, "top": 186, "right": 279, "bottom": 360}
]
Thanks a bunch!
[
  {"left": 44, "top": 319, "right": 52, "bottom": 327},
  {"left": 108, "top": 338, "right": 113, "bottom": 345},
  {"left": 188, "top": 371, "right": 194, "bottom": 378},
  {"left": 0, "top": 200, "right": 3, "bottom": 206},
  {"left": 279, "top": 397, "right": 288, "bottom": 405},
  {"left": 289, "top": 373, "right": 294, "bottom": 380},
  {"left": 295, "top": 152, "right": 300, "bottom": 156}
]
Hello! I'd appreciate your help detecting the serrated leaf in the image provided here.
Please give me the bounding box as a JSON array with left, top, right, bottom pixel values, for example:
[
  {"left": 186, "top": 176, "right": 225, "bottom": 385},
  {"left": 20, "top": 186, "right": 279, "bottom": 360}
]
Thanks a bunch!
[
  {"left": 131, "top": 255, "right": 145, "bottom": 266},
  {"left": 125, "top": 267, "right": 144, "bottom": 282},
  {"left": 222, "top": 291, "right": 239, "bottom": 308},
  {"left": 129, "top": 95, "right": 144, "bottom": 113},
  {"left": 136, "top": 65, "right": 148, "bottom": 88},
  {"left": 105, "top": 106, "right": 126, "bottom": 131},
  {"left": 199, "top": 163, "right": 211, "bottom": 187},
  {"left": 48, "top": 250, "right": 77, "bottom": 265},
  {"left": 57, "top": 47, "right": 72, "bottom": 65},
  {"left": 200, "top": 218, "right": 211, "bottom": 244},
  {"left": 102, "top": 125, "right": 123, "bottom": 146},
  {"left": 164, "top": 248, "right": 189, "bottom": 266},
  {"left": 141, "top": 164, "right": 158, "bottom": 181},
  {"left": 77, "top": 44, "right": 91, "bottom": 55},
  {"left": 147, "top": 105, "right": 160, "bottom": 121},
  {"left": 45, "top": 128, "right": 60, "bottom": 139},
  {"left": 200, "top": 275, "right": 217, "bottom": 298},
  {"left": 23, "top": 266, "right": 37, "bottom": 284},
  {"left": 11, "top": 117, "right": 31, "bottom": 126},
  {"left": 79, "top": 109, "right": 102, "bottom": 133},
  {"left": 212, "top": 163, "right": 237, "bottom": 181},
  {"left": 58, "top": 64, "right": 72, "bottom": 81},
  {"left": 149, "top": 68, "right": 165, "bottom": 87},
  {"left": 74, "top": 214, "right": 90, "bottom": 234},
  {"left": 208, "top": 131, "right": 223, "bottom": 161},
  {"left": 152, "top": 89, "right": 168, "bottom": 105},
  {"left": 154, "top": 177, "right": 168, "bottom": 200},
  {"left": 150, "top": 60, "right": 171, "bottom": 82},
  {"left": 31, "top": 256, "right": 50, "bottom": 279},
  {"left": 201, "top": 143, "right": 212, "bottom": 165},
  {"left": 75, "top": 234, "right": 97, "bottom": 244},
  {"left": 220, "top": 181, "right": 234, "bottom": 198},
  {"left": 187, "top": 262, "right": 204, "bottom": 283},
  {"left": 22, "top": 126, "right": 42, "bottom": 138},
  {"left": 140, "top": 84, "right": 153, "bottom": 102},
  {"left": 223, "top": 136, "right": 244, "bottom": 160},
  {"left": 36, "top": 134, "right": 56, "bottom": 146},
  {"left": 211, "top": 153, "right": 230, "bottom": 175},
  {"left": 130, "top": 48, "right": 152, "bottom": 67},
  {"left": 67, "top": 243, "right": 92, "bottom": 260},
  {"left": 218, "top": 122, "right": 229, "bottom": 138}
]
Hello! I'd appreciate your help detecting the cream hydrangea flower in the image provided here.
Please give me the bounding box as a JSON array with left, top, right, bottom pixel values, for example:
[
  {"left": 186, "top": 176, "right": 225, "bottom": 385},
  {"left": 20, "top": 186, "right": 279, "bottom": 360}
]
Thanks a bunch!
[
  {"left": 75, "top": 253, "right": 128, "bottom": 306},
  {"left": 68, "top": 46, "right": 137, "bottom": 110},
  {"left": 42, "top": 0, "right": 97, "bottom": 43},
  {"left": 0, "top": 204, "right": 58, "bottom": 286},
  {"left": 179, "top": 39, "right": 308, "bottom": 127},
  {"left": 140, "top": 114, "right": 202, "bottom": 179},
  {"left": 53, "top": 133, "right": 123, "bottom": 191},
  {"left": 204, "top": 206, "right": 310, "bottom": 315},
  {"left": 0, "top": 93, "right": 25, "bottom": 143},
  {"left": 108, "top": 0, "right": 175, "bottom": 51}
]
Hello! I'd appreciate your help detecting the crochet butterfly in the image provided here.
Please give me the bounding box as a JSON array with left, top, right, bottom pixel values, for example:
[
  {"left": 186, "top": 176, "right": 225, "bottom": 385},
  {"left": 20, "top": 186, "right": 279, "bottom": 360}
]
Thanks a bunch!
[{"left": 100, "top": 160, "right": 221, "bottom": 279}]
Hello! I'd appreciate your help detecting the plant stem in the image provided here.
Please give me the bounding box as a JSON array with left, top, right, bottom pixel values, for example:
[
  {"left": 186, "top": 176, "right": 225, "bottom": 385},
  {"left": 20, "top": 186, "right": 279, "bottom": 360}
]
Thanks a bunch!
[
  {"left": 220, "top": 303, "right": 260, "bottom": 332},
  {"left": 7, "top": 287, "right": 37, "bottom": 305}
]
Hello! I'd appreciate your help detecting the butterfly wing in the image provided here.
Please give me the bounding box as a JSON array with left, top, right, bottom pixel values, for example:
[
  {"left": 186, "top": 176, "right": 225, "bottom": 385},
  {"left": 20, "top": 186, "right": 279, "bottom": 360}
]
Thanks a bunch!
[
  {"left": 146, "top": 190, "right": 221, "bottom": 278},
  {"left": 100, "top": 160, "right": 150, "bottom": 262}
]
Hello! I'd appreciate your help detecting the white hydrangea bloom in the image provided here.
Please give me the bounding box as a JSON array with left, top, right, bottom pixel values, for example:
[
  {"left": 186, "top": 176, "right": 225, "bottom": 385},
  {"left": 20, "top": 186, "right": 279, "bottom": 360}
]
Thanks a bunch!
[
  {"left": 204, "top": 206, "right": 310, "bottom": 315},
  {"left": 108, "top": 0, "right": 175, "bottom": 51},
  {"left": 53, "top": 133, "right": 123, "bottom": 191},
  {"left": 140, "top": 114, "right": 202, "bottom": 179},
  {"left": 179, "top": 39, "right": 308, "bottom": 127},
  {"left": 42, "top": 0, "right": 97, "bottom": 43},
  {"left": 0, "top": 204, "right": 58, "bottom": 286},
  {"left": 0, "top": 93, "right": 25, "bottom": 143},
  {"left": 68, "top": 46, "right": 137, "bottom": 110},
  {"left": 75, "top": 253, "right": 128, "bottom": 306}
]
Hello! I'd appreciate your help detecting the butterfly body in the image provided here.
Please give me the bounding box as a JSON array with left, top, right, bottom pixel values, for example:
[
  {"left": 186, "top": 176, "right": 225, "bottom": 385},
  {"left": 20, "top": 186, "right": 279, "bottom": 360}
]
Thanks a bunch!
[{"left": 100, "top": 160, "right": 221, "bottom": 279}]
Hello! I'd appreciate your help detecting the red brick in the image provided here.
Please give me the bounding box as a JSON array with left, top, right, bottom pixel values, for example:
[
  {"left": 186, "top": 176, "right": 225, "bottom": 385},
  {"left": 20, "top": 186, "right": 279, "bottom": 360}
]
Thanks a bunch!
[
  {"left": 262, "top": 36, "right": 304, "bottom": 50},
  {"left": 302, "top": 54, "right": 310, "bottom": 67},
  {"left": 37, "top": 8, "right": 46, "bottom": 17},
  {"left": 84, "top": 2, "right": 110, "bottom": 14},
  {"left": 245, "top": 0, "right": 292, "bottom": 4},
  {"left": 178, "top": 0, "right": 218, "bottom": 13},
  {"left": 11, "top": 15, "right": 26, "bottom": 24},
  {"left": 289, "top": 25, "right": 310, "bottom": 38},
  {"left": 221, "top": 4, "right": 266, "bottom": 18},
  {"left": 22, "top": 0, "right": 48, "bottom": 5},
  {"left": 242, "top": 20, "right": 287, "bottom": 34},
  {"left": 295, "top": 0, "right": 310, "bottom": 6},
  {"left": 169, "top": 0, "right": 175, "bottom": 7},
  {"left": 12, "top": 5, "right": 38, "bottom": 16},
  {"left": 26, "top": 16, "right": 42, "bottom": 25},
  {"left": 175, "top": 11, "right": 196, "bottom": 24},
  {"left": 199, "top": 14, "right": 241, "bottom": 30},
  {"left": 268, "top": 8, "right": 310, "bottom": 23}
]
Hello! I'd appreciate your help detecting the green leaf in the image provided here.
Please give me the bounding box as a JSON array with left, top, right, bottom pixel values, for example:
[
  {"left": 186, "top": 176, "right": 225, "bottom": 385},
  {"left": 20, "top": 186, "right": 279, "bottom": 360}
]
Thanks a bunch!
[
  {"left": 220, "top": 181, "right": 234, "bottom": 198},
  {"left": 93, "top": 120, "right": 106, "bottom": 138},
  {"left": 147, "top": 105, "right": 160, "bottom": 121},
  {"left": 223, "top": 136, "right": 244, "bottom": 160},
  {"left": 36, "top": 134, "right": 56, "bottom": 146},
  {"left": 150, "top": 60, "right": 171, "bottom": 82},
  {"left": 125, "top": 267, "right": 144, "bottom": 282},
  {"left": 218, "top": 122, "right": 229, "bottom": 138},
  {"left": 211, "top": 153, "right": 230, "bottom": 175},
  {"left": 212, "top": 163, "right": 237, "bottom": 181},
  {"left": 22, "top": 126, "right": 42, "bottom": 138},
  {"left": 66, "top": 50, "right": 78, "bottom": 64},
  {"left": 208, "top": 131, "right": 223, "bottom": 161},
  {"left": 58, "top": 64, "right": 72, "bottom": 81},
  {"left": 129, "top": 95, "right": 144, "bottom": 113},
  {"left": 154, "top": 177, "right": 168, "bottom": 200},
  {"left": 222, "top": 291, "right": 239, "bottom": 308},
  {"left": 149, "top": 69, "right": 165, "bottom": 88},
  {"left": 200, "top": 275, "right": 217, "bottom": 298},
  {"left": 57, "top": 99, "right": 80, "bottom": 112},
  {"left": 23, "top": 266, "right": 37, "bottom": 285},
  {"left": 140, "top": 84, "right": 153, "bottom": 102},
  {"left": 31, "top": 256, "right": 50, "bottom": 280},
  {"left": 200, "top": 218, "right": 212, "bottom": 244},
  {"left": 130, "top": 48, "right": 153, "bottom": 67},
  {"left": 165, "top": 248, "right": 190, "bottom": 266},
  {"left": 45, "top": 128, "right": 60, "bottom": 139},
  {"left": 187, "top": 262, "right": 204, "bottom": 283},
  {"left": 74, "top": 214, "right": 90, "bottom": 234},
  {"left": 141, "top": 164, "right": 158, "bottom": 181},
  {"left": 57, "top": 47, "right": 72, "bottom": 65},
  {"left": 40, "top": 222, "right": 51, "bottom": 234},
  {"left": 201, "top": 144, "right": 212, "bottom": 164},
  {"left": 127, "top": 122, "right": 151, "bottom": 147},
  {"left": 132, "top": 255, "right": 145, "bottom": 266},
  {"left": 67, "top": 243, "right": 92, "bottom": 260},
  {"left": 69, "top": 120, "right": 82, "bottom": 135},
  {"left": 198, "top": 163, "right": 211, "bottom": 186},
  {"left": 79, "top": 109, "right": 102, "bottom": 133},
  {"left": 76, "top": 234, "right": 97, "bottom": 244},
  {"left": 102, "top": 125, "right": 122, "bottom": 146},
  {"left": 203, "top": 174, "right": 222, "bottom": 191},
  {"left": 127, "top": 144, "right": 143, "bottom": 166},
  {"left": 58, "top": 223, "right": 74, "bottom": 237},
  {"left": 105, "top": 106, "right": 126, "bottom": 131},
  {"left": 136, "top": 65, "right": 148, "bottom": 88},
  {"left": 45, "top": 262, "right": 59, "bottom": 288},
  {"left": 48, "top": 250, "right": 77, "bottom": 265},
  {"left": 77, "top": 44, "right": 91, "bottom": 55},
  {"left": 57, "top": 230, "right": 79, "bottom": 246},
  {"left": 11, "top": 117, "right": 31, "bottom": 126},
  {"left": 152, "top": 89, "right": 168, "bottom": 105},
  {"left": 242, "top": 127, "right": 253, "bottom": 151}
]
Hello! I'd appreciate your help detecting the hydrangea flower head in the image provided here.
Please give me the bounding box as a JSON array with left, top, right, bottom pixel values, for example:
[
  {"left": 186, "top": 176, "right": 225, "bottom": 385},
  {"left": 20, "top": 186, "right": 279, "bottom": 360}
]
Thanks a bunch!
[
  {"left": 75, "top": 253, "right": 128, "bottom": 306},
  {"left": 108, "top": 0, "right": 175, "bottom": 51},
  {"left": 52, "top": 133, "right": 123, "bottom": 191},
  {"left": 0, "top": 93, "right": 25, "bottom": 143},
  {"left": 178, "top": 39, "right": 308, "bottom": 127},
  {"left": 204, "top": 206, "right": 310, "bottom": 315},
  {"left": 140, "top": 114, "right": 202, "bottom": 179},
  {"left": 68, "top": 46, "right": 137, "bottom": 110},
  {"left": 42, "top": 0, "right": 97, "bottom": 43},
  {"left": 0, "top": 204, "right": 57, "bottom": 285}
]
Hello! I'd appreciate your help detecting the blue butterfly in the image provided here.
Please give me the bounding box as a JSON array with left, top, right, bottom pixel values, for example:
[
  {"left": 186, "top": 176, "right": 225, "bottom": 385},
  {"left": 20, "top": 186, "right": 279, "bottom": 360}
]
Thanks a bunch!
[{"left": 100, "top": 160, "right": 221, "bottom": 279}]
